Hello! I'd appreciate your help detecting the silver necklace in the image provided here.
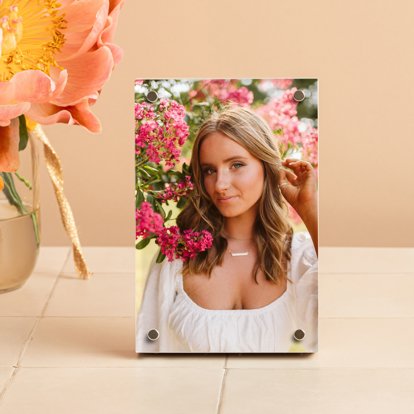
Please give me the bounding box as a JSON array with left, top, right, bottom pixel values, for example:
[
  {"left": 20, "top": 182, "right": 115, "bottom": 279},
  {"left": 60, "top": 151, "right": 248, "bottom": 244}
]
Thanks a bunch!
[
  {"left": 223, "top": 233, "right": 252, "bottom": 257},
  {"left": 229, "top": 249, "right": 249, "bottom": 257}
]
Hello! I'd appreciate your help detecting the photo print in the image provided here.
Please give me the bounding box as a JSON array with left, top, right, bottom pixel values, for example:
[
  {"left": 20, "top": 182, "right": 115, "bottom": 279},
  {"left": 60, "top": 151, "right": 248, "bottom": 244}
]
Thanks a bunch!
[{"left": 135, "top": 79, "right": 318, "bottom": 353}]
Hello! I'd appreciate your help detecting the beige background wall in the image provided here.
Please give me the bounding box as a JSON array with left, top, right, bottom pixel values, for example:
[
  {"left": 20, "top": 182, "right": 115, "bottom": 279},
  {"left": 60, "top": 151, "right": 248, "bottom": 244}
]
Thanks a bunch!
[{"left": 40, "top": 0, "right": 414, "bottom": 247}]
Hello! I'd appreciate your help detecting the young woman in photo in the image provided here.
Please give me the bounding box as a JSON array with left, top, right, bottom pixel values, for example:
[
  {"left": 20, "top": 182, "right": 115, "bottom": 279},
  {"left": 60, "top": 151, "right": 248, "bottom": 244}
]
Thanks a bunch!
[{"left": 136, "top": 105, "right": 318, "bottom": 353}]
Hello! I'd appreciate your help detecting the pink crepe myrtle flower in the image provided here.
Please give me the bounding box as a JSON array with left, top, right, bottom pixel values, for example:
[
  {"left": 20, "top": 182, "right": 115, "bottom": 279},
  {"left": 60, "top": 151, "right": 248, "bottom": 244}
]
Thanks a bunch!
[
  {"left": 156, "top": 226, "right": 213, "bottom": 262},
  {"left": 134, "top": 102, "right": 156, "bottom": 121},
  {"left": 135, "top": 120, "right": 161, "bottom": 158},
  {"left": 156, "top": 176, "right": 194, "bottom": 202},
  {"left": 256, "top": 87, "right": 318, "bottom": 165},
  {"left": 271, "top": 79, "right": 294, "bottom": 89},
  {"left": 135, "top": 98, "right": 189, "bottom": 168},
  {"left": 135, "top": 202, "right": 164, "bottom": 239},
  {"left": 158, "top": 98, "right": 189, "bottom": 146},
  {"left": 191, "top": 80, "right": 253, "bottom": 107},
  {"left": 256, "top": 88, "right": 302, "bottom": 146},
  {"left": 0, "top": 0, "right": 124, "bottom": 172},
  {"left": 180, "top": 229, "right": 213, "bottom": 260},
  {"left": 226, "top": 87, "right": 254, "bottom": 106},
  {"left": 258, "top": 79, "right": 294, "bottom": 94},
  {"left": 155, "top": 226, "right": 181, "bottom": 261}
]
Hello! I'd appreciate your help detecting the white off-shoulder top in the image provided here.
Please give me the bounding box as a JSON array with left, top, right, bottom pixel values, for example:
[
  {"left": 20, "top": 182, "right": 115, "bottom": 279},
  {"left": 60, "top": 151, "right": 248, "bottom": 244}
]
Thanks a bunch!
[{"left": 136, "top": 232, "right": 318, "bottom": 353}]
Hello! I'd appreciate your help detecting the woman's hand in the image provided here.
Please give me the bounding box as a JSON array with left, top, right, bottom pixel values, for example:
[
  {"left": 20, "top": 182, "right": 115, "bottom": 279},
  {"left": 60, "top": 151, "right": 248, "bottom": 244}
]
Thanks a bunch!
[
  {"left": 279, "top": 159, "right": 317, "bottom": 216},
  {"left": 279, "top": 159, "right": 318, "bottom": 254}
]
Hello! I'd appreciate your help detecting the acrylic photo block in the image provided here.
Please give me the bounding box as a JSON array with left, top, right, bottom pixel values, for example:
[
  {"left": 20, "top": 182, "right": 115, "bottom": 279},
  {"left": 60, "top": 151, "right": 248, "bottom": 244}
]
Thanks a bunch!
[{"left": 135, "top": 79, "right": 318, "bottom": 353}]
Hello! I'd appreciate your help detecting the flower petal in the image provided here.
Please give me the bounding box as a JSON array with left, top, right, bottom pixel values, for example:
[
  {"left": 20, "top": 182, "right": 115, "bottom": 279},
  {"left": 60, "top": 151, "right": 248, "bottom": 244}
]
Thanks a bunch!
[
  {"left": 0, "top": 70, "right": 68, "bottom": 104},
  {"left": 58, "top": 0, "right": 110, "bottom": 61},
  {"left": 54, "top": 47, "right": 114, "bottom": 106},
  {"left": 0, "top": 103, "right": 31, "bottom": 127},
  {"left": 49, "top": 68, "right": 69, "bottom": 98},
  {"left": 105, "top": 43, "right": 123, "bottom": 65},
  {"left": 98, "top": 0, "right": 124, "bottom": 45},
  {"left": 28, "top": 100, "right": 101, "bottom": 133},
  {"left": 27, "top": 103, "right": 75, "bottom": 126},
  {"left": 0, "top": 118, "right": 20, "bottom": 172},
  {"left": 0, "top": 70, "right": 67, "bottom": 127},
  {"left": 68, "top": 100, "right": 102, "bottom": 133}
]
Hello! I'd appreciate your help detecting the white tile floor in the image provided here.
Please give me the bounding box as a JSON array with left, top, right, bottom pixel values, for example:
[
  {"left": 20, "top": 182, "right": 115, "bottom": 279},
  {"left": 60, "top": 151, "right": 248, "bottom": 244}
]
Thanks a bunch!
[{"left": 1, "top": 246, "right": 414, "bottom": 413}]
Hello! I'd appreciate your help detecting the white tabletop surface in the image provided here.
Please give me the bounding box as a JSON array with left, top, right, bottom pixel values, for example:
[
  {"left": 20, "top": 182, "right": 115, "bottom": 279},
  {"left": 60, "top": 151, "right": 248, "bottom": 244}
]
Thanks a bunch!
[{"left": 1, "top": 246, "right": 414, "bottom": 413}]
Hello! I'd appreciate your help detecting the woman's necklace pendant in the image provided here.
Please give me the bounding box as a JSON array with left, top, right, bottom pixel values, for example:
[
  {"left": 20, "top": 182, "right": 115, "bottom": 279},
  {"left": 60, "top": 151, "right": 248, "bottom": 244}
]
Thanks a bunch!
[{"left": 230, "top": 251, "right": 249, "bottom": 257}]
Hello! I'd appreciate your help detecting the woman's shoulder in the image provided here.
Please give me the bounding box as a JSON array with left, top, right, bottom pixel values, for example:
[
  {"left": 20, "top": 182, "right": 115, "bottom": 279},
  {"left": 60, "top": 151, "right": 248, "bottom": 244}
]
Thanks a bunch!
[
  {"left": 141, "top": 255, "right": 183, "bottom": 307},
  {"left": 149, "top": 255, "right": 183, "bottom": 273},
  {"left": 291, "top": 231, "right": 317, "bottom": 258},
  {"left": 146, "top": 255, "right": 183, "bottom": 285},
  {"left": 289, "top": 231, "right": 318, "bottom": 281}
]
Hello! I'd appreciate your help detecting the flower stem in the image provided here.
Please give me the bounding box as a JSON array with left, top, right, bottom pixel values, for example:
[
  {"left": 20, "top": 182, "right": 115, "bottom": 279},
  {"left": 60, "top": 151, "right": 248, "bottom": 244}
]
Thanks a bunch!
[
  {"left": 0, "top": 172, "right": 27, "bottom": 215},
  {"left": 0, "top": 172, "right": 40, "bottom": 246},
  {"left": 136, "top": 157, "right": 149, "bottom": 168},
  {"left": 15, "top": 172, "right": 32, "bottom": 190}
]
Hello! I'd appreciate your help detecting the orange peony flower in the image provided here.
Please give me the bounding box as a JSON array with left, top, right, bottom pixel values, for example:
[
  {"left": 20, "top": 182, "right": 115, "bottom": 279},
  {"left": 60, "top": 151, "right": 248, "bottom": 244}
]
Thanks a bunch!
[{"left": 0, "top": 0, "right": 124, "bottom": 171}]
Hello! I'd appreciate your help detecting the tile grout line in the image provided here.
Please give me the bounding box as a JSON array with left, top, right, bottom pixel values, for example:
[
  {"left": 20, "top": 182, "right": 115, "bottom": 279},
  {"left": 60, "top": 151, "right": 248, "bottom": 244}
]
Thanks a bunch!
[
  {"left": 0, "top": 248, "right": 71, "bottom": 404},
  {"left": 216, "top": 366, "right": 228, "bottom": 414},
  {"left": 0, "top": 367, "right": 20, "bottom": 406},
  {"left": 218, "top": 366, "right": 414, "bottom": 371},
  {"left": 12, "top": 248, "right": 71, "bottom": 370},
  {"left": 39, "top": 247, "right": 72, "bottom": 316},
  {"left": 62, "top": 245, "right": 135, "bottom": 275},
  {"left": 3, "top": 365, "right": 414, "bottom": 371},
  {"left": 217, "top": 353, "right": 229, "bottom": 413}
]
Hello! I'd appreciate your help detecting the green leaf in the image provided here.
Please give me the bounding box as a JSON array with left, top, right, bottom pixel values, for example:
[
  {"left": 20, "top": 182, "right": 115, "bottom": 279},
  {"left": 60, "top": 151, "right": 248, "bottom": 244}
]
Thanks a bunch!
[
  {"left": 156, "top": 250, "right": 166, "bottom": 263},
  {"left": 136, "top": 189, "right": 145, "bottom": 208},
  {"left": 151, "top": 181, "right": 164, "bottom": 190},
  {"left": 165, "top": 210, "right": 173, "bottom": 221},
  {"left": 154, "top": 199, "right": 166, "bottom": 219},
  {"left": 18, "top": 115, "right": 29, "bottom": 151},
  {"left": 138, "top": 168, "right": 151, "bottom": 178},
  {"left": 142, "top": 165, "right": 159, "bottom": 174},
  {"left": 146, "top": 194, "right": 154, "bottom": 207},
  {"left": 136, "top": 237, "right": 152, "bottom": 250},
  {"left": 176, "top": 196, "right": 187, "bottom": 209}
]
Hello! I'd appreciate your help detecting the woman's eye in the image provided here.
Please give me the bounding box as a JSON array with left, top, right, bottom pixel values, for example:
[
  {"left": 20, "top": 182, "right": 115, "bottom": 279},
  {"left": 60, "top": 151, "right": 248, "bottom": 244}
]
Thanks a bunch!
[
  {"left": 232, "top": 162, "right": 244, "bottom": 170},
  {"left": 203, "top": 168, "right": 215, "bottom": 176}
]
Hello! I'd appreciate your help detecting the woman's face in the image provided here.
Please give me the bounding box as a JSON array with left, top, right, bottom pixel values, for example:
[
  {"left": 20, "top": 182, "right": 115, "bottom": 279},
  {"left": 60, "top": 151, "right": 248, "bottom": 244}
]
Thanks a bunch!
[{"left": 199, "top": 131, "right": 265, "bottom": 219}]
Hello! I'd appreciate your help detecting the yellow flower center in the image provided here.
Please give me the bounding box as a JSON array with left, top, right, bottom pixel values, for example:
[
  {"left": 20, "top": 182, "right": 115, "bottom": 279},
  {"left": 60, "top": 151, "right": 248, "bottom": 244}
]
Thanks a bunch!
[{"left": 0, "top": 0, "right": 66, "bottom": 81}]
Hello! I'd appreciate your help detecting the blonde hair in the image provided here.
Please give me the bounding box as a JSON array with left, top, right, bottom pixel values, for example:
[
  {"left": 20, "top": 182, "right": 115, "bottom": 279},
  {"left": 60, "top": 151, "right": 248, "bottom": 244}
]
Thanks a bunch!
[{"left": 177, "top": 105, "right": 293, "bottom": 285}]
